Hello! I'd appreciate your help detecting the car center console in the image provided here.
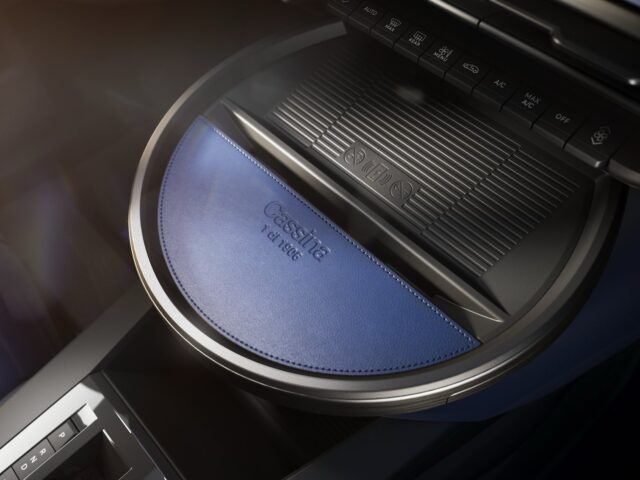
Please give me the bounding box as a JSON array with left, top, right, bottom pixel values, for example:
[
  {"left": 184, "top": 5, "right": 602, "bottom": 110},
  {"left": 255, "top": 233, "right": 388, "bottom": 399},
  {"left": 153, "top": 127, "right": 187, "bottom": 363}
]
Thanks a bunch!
[
  {"left": 329, "top": 0, "right": 640, "bottom": 180},
  {"left": 0, "top": 288, "right": 372, "bottom": 480},
  {"left": 1, "top": 0, "right": 639, "bottom": 478},
  {"left": 0, "top": 375, "right": 167, "bottom": 480}
]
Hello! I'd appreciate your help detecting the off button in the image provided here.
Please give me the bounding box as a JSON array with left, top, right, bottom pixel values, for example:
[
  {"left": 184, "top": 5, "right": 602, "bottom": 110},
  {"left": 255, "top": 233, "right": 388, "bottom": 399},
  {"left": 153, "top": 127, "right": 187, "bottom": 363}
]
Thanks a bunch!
[{"left": 534, "top": 103, "right": 585, "bottom": 147}]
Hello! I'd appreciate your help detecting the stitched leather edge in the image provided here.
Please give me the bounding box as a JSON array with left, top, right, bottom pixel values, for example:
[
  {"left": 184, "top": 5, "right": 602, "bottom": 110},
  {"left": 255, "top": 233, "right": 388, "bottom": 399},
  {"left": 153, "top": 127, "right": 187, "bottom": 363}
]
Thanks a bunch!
[{"left": 158, "top": 116, "right": 478, "bottom": 374}]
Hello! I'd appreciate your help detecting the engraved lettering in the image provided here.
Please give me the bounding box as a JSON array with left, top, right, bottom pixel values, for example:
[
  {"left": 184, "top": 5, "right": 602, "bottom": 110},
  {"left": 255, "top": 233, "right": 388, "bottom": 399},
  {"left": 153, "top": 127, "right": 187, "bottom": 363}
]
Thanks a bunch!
[
  {"left": 262, "top": 201, "right": 331, "bottom": 262},
  {"left": 264, "top": 201, "right": 281, "bottom": 218}
]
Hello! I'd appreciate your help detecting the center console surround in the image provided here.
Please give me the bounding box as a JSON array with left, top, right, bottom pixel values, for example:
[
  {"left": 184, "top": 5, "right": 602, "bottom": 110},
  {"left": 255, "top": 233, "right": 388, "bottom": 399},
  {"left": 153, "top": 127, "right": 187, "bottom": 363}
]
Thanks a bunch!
[
  {"left": 128, "top": 12, "right": 623, "bottom": 413},
  {"left": 1, "top": 1, "right": 639, "bottom": 478}
]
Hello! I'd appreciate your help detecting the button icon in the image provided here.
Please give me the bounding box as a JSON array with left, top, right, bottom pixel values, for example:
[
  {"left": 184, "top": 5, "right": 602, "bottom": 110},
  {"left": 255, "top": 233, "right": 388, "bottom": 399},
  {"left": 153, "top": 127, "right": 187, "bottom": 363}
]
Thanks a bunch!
[
  {"left": 554, "top": 113, "right": 572, "bottom": 124},
  {"left": 384, "top": 17, "right": 402, "bottom": 32},
  {"left": 363, "top": 5, "right": 378, "bottom": 16},
  {"left": 434, "top": 45, "right": 454, "bottom": 62},
  {"left": 462, "top": 63, "right": 480, "bottom": 75},
  {"left": 520, "top": 91, "right": 542, "bottom": 110},
  {"left": 409, "top": 30, "right": 427, "bottom": 46},
  {"left": 344, "top": 147, "right": 366, "bottom": 165},
  {"left": 366, "top": 164, "right": 391, "bottom": 183},
  {"left": 493, "top": 79, "right": 508, "bottom": 89},
  {"left": 389, "top": 181, "right": 414, "bottom": 201},
  {"left": 591, "top": 126, "right": 611, "bottom": 146}
]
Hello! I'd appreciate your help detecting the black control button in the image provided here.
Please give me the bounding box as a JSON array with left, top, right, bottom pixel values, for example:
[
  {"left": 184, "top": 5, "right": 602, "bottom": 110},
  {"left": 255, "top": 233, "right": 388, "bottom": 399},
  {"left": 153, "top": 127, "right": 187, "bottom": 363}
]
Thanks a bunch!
[
  {"left": 348, "top": 2, "right": 386, "bottom": 33},
  {"left": 503, "top": 87, "right": 550, "bottom": 127},
  {"left": 445, "top": 55, "right": 489, "bottom": 93},
  {"left": 566, "top": 117, "right": 629, "bottom": 168},
  {"left": 327, "top": 0, "right": 361, "bottom": 18},
  {"left": 371, "top": 13, "right": 409, "bottom": 46},
  {"left": 13, "top": 440, "right": 54, "bottom": 480},
  {"left": 394, "top": 26, "right": 435, "bottom": 62},
  {"left": 473, "top": 70, "right": 517, "bottom": 109},
  {"left": 48, "top": 420, "right": 78, "bottom": 451},
  {"left": 609, "top": 135, "right": 640, "bottom": 188},
  {"left": 0, "top": 469, "right": 18, "bottom": 480},
  {"left": 533, "top": 103, "right": 586, "bottom": 147},
  {"left": 418, "top": 41, "right": 463, "bottom": 78}
]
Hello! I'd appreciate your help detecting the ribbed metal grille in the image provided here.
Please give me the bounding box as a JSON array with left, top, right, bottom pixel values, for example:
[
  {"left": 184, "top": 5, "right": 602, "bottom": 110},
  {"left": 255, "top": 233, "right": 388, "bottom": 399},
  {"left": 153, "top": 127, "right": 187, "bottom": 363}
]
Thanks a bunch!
[
  {"left": 271, "top": 56, "right": 578, "bottom": 277},
  {"left": 420, "top": 152, "right": 577, "bottom": 274},
  {"left": 271, "top": 55, "right": 374, "bottom": 147}
]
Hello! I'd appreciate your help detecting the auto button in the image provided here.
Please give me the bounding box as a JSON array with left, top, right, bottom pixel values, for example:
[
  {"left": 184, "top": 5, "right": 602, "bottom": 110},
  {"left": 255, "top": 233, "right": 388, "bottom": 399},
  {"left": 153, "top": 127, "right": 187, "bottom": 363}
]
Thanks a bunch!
[{"left": 348, "top": 2, "right": 386, "bottom": 33}]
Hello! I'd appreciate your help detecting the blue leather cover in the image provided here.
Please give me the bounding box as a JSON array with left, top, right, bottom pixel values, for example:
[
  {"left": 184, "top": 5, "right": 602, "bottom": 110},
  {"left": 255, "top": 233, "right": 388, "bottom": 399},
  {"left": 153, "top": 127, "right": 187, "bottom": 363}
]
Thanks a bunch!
[{"left": 158, "top": 117, "right": 478, "bottom": 375}]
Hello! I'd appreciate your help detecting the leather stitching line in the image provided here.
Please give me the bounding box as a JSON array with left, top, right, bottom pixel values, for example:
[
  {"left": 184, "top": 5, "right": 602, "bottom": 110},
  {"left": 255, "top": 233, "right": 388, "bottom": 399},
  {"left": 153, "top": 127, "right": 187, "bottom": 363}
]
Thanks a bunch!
[{"left": 158, "top": 117, "right": 477, "bottom": 374}]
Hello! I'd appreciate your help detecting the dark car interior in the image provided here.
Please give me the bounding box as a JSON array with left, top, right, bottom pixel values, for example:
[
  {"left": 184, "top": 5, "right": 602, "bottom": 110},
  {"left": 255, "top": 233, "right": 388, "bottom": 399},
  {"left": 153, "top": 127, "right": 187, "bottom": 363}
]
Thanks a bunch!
[{"left": 0, "top": 0, "right": 639, "bottom": 479}]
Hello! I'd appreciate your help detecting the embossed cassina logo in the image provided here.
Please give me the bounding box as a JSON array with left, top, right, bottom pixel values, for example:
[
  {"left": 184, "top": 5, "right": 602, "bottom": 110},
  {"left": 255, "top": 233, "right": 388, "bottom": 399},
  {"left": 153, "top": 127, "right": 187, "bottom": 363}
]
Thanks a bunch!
[{"left": 263, "top": 201, "right": 331, "bottom": 262}]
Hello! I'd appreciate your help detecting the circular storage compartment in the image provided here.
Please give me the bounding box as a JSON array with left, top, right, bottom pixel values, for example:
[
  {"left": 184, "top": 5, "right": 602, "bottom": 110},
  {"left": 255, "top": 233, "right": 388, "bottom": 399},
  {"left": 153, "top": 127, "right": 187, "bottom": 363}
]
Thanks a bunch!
[{"left": 129, "top": 22, "right": 624, "bottom": 415}]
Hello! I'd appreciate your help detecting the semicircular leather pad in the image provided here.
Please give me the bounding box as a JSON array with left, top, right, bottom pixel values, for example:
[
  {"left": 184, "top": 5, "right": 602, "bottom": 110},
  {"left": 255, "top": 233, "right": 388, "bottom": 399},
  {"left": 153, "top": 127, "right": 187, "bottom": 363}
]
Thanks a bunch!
[{"left": 158, "top": 117, "right": 479, "bottom": 376}]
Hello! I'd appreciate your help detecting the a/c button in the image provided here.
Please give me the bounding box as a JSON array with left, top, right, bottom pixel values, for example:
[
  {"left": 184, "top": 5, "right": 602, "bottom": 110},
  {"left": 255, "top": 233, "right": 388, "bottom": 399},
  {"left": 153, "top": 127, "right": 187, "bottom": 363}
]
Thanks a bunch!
[{"left": 472, "top": 70, "right": 517, "bottom": 110}]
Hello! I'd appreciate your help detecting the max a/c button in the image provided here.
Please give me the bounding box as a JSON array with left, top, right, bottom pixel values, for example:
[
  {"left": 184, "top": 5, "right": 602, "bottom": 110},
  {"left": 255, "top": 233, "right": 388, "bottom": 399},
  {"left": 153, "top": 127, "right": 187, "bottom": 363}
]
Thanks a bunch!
[{"left": 503, "top": 87, "right": 550, "bottom": 127}]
